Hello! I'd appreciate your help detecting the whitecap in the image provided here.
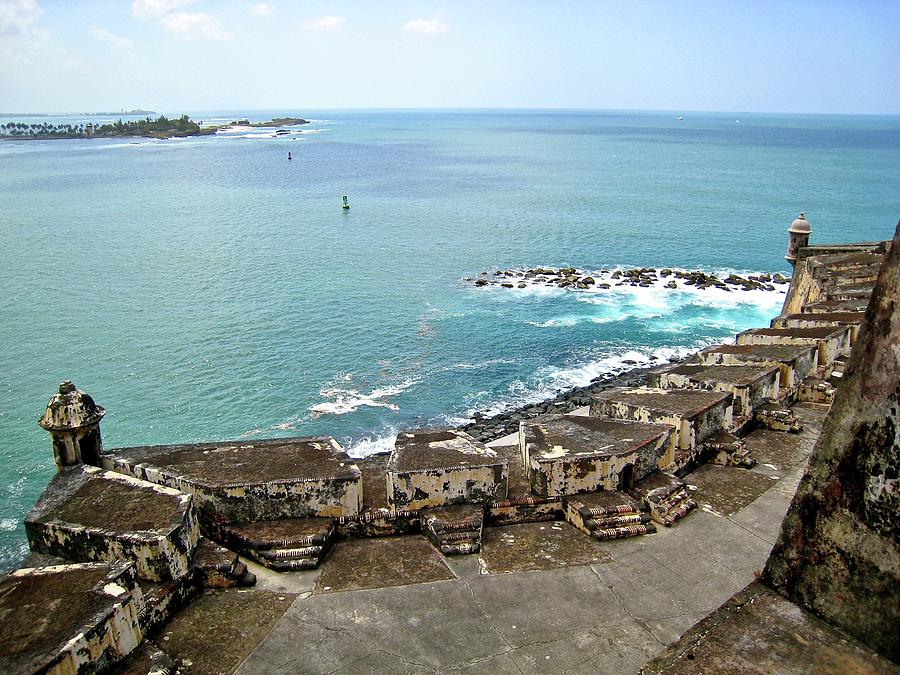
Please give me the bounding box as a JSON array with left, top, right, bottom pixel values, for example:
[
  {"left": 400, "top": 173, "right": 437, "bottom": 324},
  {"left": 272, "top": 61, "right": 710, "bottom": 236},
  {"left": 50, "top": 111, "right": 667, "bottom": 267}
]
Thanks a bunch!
[
  {"left": 309, "top": 379, "right": 418, "bottom": 417},
  {"left": 345, "top": 432, "right": 397, "bottom": 458}
]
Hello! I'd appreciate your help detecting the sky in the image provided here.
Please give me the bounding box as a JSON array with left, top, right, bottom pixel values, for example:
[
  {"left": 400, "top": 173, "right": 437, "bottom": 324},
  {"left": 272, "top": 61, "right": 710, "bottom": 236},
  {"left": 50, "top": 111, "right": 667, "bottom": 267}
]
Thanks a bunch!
[{"left": 1, "top": 0, "right": 898, "bottom": 114}]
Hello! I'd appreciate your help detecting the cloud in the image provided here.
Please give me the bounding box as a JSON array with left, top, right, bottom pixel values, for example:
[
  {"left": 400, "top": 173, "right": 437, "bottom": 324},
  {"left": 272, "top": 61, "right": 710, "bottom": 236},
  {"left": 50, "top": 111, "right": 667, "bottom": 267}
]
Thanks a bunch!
[
  {"left": 0, "top": 0, "right": 50, "bottom": 62},
  {"left": 89, "top": 27, "right": 134, "bottom": 49},
  {"left": 160, "top": 11, "right": 232, "bottom": 40},
  {"left": 0, "top": 0, "right": 42, "bottom": 38},
  {"left": 304, "top": 15, "right": 344, "bottom": 31},
  {"left": 249, "top": 3, "right": 273, "bottom": 16},
  {"left": 131, "top": 0, "right": 192, "bottom": 19},
  {"left": 403, "top": 19, "right": 448, "bottom": 34}
]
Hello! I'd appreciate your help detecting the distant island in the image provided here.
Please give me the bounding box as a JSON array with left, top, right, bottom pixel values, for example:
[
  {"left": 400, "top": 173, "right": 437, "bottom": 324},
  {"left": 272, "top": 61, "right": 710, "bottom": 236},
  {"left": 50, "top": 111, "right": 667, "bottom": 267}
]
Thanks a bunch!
[
  {"left": 0, "top": 109, "right": 156, "bottom": 118},
  {"left": 227, "top": 117, "right": 310, "bottom": 127},
  {"left": 0, "top": 114, "right": 310, "bottom": 140}
]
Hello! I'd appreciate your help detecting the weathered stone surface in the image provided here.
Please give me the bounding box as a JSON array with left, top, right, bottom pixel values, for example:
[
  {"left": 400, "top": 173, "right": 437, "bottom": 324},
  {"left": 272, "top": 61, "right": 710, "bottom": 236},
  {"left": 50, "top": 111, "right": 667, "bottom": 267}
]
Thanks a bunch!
[
  {"left": 0, "top": 562, "right": 143, "bottom": 675},
  {"left": 684, "top": 464, "right": 778, "bottom": 518},
  {"left": 25, "top": 465, "right": 199, "bottom": 582},
  {"left": 104, "top": 436, "right": 362, "bottom": 525},
  {"left": 521, "top": 415, "right": 673, "bottom": 496},
  {"left": 640, "top": 583, "right": 900, "bottom": 674},
  {"left": 698, "top": 343, "right": 817, "bottom": 391},
  {"left": 387, "top": 429, "right": 508, "bottom": 510},
  {"left": 735, "top": 326, "right": 852, "bottom": 367},
  {"left": 591, "top": 387, "right": 732, "bottom": 452},
  {"left": 479, "top": 521, "right": 610, "bottom": 573},
  {"left": 764, "top": 224, "right": 900, "bottom": 661},
  {"left": 157, "top": 589, "right": 296, "bottom": 675},
  {"left": 651, "top": 362, "right": 780, "bottom": 417},
  {"left": 313, "top": 536, "right": 454, "bottom": 593}
]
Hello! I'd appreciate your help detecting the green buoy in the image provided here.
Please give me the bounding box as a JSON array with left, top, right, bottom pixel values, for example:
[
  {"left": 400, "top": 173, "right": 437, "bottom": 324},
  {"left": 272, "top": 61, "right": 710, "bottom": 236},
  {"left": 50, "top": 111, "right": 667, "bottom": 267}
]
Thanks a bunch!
[{"left": 342, "top": 195, "right": 350, "bottom": 210}]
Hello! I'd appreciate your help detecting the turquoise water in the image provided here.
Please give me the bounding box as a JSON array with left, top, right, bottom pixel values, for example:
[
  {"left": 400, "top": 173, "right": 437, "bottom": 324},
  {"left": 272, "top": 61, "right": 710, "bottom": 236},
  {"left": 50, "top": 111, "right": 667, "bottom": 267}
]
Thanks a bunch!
[{"left": 1, "top": 110, "right": 898, "bottom": 569}]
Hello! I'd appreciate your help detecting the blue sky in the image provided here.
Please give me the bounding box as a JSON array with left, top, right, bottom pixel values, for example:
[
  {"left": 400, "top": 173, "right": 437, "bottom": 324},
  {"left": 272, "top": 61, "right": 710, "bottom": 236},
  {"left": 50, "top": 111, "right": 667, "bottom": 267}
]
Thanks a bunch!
[{"left": 1, "top": 0, "right": 898, "bottom": 113}]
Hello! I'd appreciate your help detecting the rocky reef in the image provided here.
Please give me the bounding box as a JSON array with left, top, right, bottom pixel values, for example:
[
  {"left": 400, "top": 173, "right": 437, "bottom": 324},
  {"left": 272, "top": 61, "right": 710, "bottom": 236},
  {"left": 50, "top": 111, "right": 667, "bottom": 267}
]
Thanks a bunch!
[{"left": 468, "top": 266, "right": 789, "bottom": 292}]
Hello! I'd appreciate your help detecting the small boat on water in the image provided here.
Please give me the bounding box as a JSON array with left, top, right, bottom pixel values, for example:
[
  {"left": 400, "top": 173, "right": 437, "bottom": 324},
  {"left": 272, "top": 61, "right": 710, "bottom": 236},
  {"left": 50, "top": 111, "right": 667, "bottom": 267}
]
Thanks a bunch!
[
  {"left": 676, "top": 115, "right": 684, "bottom": 121},
  {"left": 342, "top": 195, "right": 350, "bottom": 210}
]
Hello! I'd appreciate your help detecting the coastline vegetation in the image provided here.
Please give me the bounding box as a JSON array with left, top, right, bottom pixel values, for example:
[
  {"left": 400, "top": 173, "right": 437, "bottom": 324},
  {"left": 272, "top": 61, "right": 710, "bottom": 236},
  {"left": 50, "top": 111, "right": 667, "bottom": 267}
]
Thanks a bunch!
[{"left": 0, "top": 114, "right": 217, "bottom": 140}]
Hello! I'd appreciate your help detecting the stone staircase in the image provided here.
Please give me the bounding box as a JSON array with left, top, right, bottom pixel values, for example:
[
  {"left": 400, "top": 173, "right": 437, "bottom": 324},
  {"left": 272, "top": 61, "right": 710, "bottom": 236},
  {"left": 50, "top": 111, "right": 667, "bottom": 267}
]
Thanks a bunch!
[
  {"left": 630, "top": 473, "right": 697, "bottom": 527},
  {"left": 421, "top": 504, "right": 484, "bottom": 555},
  {"left": 217, "top": 517, "right": 336, "bottom": 571},
  {"left": 564, "top": 492, "right": 655, "bottom": 540}
]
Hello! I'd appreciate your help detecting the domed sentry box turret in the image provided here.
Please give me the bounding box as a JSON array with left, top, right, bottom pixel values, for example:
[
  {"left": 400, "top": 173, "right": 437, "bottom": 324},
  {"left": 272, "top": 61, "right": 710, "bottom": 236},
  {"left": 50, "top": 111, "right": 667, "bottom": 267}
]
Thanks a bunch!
[
  {"left": 39, "top": 381, "right": 106, "bottom": 471},
  {"left": 785, "top": 213, "right": 812, "bottom": 266}
]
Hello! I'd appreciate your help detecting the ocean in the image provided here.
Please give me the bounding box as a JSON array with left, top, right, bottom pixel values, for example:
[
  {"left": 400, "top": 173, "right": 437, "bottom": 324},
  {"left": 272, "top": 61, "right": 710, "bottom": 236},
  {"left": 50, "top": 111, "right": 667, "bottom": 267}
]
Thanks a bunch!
[{"left": 1, "top": 109, "right": 897, "bottom": 570}]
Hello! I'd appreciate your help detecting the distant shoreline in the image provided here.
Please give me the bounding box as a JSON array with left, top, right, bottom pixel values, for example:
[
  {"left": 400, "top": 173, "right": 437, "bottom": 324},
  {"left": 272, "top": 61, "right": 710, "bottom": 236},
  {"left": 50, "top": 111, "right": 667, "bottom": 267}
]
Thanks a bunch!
[
  {"left": 0, "top": 110, "right": 156, "bottom": 118},
  {"left": 0, "top": 115, "right": 309, "bottom": 141}
]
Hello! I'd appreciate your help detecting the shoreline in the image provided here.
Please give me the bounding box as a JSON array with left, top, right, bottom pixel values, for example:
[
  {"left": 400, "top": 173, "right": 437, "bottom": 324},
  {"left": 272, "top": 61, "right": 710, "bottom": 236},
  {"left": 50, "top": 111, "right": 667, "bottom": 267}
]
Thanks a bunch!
[{"left": 457, "top": 360, "right": 665, "bottom": 443}]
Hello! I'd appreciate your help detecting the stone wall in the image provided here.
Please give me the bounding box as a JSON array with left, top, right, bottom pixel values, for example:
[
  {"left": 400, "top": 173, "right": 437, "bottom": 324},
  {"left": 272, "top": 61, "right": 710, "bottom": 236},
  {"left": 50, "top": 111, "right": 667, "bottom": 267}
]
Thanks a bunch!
[{"left": 763, "top": 223, "right": 900, "bottom": 661}]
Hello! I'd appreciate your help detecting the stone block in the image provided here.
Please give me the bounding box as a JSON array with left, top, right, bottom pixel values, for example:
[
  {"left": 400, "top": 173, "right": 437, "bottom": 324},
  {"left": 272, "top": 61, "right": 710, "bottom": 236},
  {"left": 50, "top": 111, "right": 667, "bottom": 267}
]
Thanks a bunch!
[
  {"left": 735, "top": 326, "right": 852, "bottom": 367},
  {"left": 104, "top": 436, "right": 362, "bottom": 525},
  {"left": 520, "top": 414, "right": 673, "bottom": 497},
  {"left": 25, "top": 465, "right": 199, "bottom": 582},
  {"left": 651, "top": 362, "right": 780, "bottom": 417},
  {"left": 386, "top": 429, "right": 508, "bottom": 510},
  {"left": 0, "top": 562, "right": 143, "bottom": 675},
  {"left": 591, "top": 387, "right": 733, "bottom": 453},
  {"left": 697, "top": 343, "right": 818, "bottom": 391}
]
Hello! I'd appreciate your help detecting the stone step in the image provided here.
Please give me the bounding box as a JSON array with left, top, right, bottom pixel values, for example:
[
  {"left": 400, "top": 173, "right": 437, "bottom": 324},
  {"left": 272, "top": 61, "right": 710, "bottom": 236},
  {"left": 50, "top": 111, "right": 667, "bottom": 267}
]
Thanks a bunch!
[
  {"left": 563, "top": 491, "right": 649, "bottom": 539},
  {"left": 387, "top": 429, "right": 508, "bottom": 510},
  {"left": 770, "top": 311, "right": 866, "bottom": 345},
  {"left": 826, "top": 281, "right": 875, "bottom": 301},
  {"left": 697, "top": 343, "right": 818, "bottom": 392},
  {"left": 591, "top": 523, "right": 657, "bottom": 540},
  {"left": 800, "top": 298, "right": 869, "bottom": 314},
  {"left": 797, "top": 377, "right": 836, "bottom": 404},
  {"left": 702, "top": 430, "right": 756, "bottom": 468},
  {"left": 657, "top": 499, "right": 698, "bottom": 527},
  {"left": 754, "top": 403, "right": 803, "bottom": 433},
  {"left": 650, "top": 363, "right": 781, "bottom": 418},
  {"left": 629, "top": 473, "right": 697, "bottom": 527},
  {"left": 218, "top": 517, "right": 335, "bottom": 550},
  {"left": 421, "top": 504, "right": 484, "bottom": 555},
  {"left": 24, "top": 465, "right": 199, "bottom": 583},
  {"left": 0, "top": 562, "right": 144, "bottom": 675},
  {"left": 217, "top": 517, "right": 336, "bottom": 571},
  {"left": 520, "top": 414, "right": 674, "bottom": 497},
  {"left": 191, "top": 538, "right": 256, "bottom": 589},
  {"left": 584, "top": 513, "right": 652, "bottom": 529},
  {"left": 103, "top": 436, "right": 362, "bottom": 529},
  {"left": 591, "top": 387, "right": 733, "bottom": 461},
  {"left": 735, "top": 326, "right": 852, "bottom": 368}
]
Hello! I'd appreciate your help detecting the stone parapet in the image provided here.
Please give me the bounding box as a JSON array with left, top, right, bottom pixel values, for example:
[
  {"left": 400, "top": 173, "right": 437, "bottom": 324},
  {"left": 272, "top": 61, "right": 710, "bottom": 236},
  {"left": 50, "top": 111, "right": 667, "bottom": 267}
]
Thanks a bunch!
[
  {"left": 25, "top": 465, "right": 198, "bottom": 582},
  {"left": 735, "top": 325, "right": 852, "bottom": 368},
  {"left": 521, "top": 415, "right": 673, "bottom": 497},
  {"left": 0, "top": 562, "right": 143, "bottom": 675},
  {"left": 591, "top": 387, "right": 733, "bottom": 454},
  {"left": 387, "top": 429, "right": 508, "bottom": 510},
  {"left": 651, "top": 362, "right": 781, "bottom": 418},
  {"left": 104, "top": 436, "right": 362, "bottom": 525}
]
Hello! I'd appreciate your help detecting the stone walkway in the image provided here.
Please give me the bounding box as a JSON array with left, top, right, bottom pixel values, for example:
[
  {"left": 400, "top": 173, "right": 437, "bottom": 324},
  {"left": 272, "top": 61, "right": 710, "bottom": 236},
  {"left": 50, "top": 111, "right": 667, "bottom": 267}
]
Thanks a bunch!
[{"left": 147, "top": 403, "right": 829, "bottom": 674}]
